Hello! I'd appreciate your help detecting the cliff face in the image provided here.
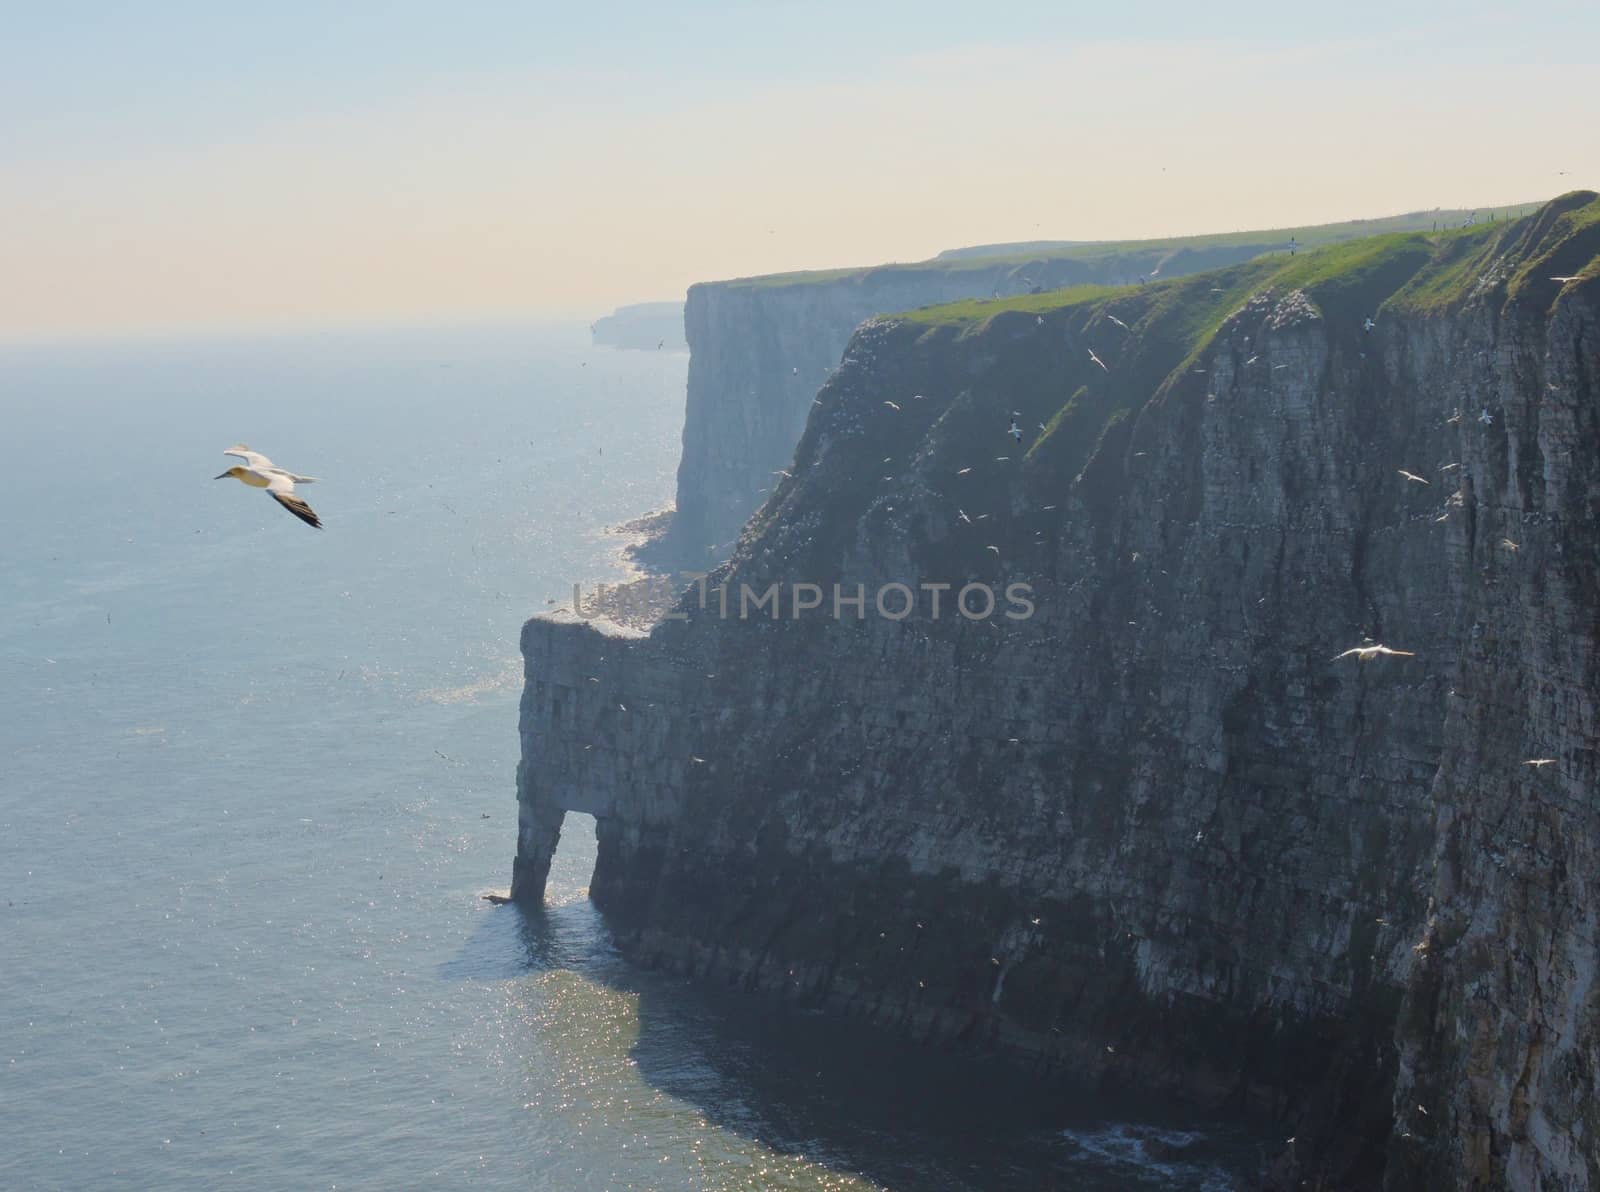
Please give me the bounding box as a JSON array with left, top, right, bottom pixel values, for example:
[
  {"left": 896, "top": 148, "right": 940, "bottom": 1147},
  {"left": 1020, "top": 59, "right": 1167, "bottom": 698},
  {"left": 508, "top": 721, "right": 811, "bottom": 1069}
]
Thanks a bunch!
[
  {"left": 516, "top": 194, "right": 1600, "bottom": 1188},
  {"left": 657, "top": 206, "right": 1530, "bottom": 570}
]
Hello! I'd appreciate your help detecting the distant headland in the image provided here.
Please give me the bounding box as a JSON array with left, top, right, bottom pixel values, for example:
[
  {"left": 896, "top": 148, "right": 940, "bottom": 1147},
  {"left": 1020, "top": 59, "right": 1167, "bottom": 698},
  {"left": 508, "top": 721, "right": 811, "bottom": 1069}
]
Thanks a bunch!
[{"left": 590, "top": 301, "right": 686, "bottom": 351}]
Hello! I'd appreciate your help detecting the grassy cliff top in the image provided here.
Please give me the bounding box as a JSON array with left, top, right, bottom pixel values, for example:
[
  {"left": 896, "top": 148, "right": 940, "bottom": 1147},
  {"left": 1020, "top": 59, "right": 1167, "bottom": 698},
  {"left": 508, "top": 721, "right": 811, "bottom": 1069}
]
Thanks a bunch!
[
  {"left": 710, "top": 202, "right": 1542, "bottom": 294},
  {"left": 822, "top": 192, "right": 1600, "bottom": 516},
  {"left": 744, "top": 192, "right": 1597, "bottom": 599},
  {"left": 897, "top": 192, "right": 1600, "bottom": 337}
]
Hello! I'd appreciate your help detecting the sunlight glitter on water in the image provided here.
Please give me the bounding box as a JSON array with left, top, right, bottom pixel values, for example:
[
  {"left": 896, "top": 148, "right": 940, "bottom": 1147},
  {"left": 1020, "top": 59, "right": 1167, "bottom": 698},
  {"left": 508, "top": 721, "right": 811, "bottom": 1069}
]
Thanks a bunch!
[{"left": 1, "top": 323, "right": 1260, "bottom": 1190}]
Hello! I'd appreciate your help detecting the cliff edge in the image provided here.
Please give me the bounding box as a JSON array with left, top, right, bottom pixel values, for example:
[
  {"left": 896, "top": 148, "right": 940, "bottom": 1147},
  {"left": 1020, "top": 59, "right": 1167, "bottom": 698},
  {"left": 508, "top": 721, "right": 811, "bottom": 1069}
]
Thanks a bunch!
[
  {"left": 656, "top": 204, "right": 1533, "bottom": 570},
  {"left": 517, "top": 194, "right": 1600, "bottom": 1188}
]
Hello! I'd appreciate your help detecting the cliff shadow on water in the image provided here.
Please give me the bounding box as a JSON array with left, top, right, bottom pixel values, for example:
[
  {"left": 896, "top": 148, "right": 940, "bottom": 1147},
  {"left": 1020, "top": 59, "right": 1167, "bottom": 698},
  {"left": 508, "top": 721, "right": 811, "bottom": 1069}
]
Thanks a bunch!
[
  {"left": 519, "top": 194, "right": 1600, "bottom": 1191},
  {"left": 458, "top": 839, "right": 1269, "bottom": 1190}
]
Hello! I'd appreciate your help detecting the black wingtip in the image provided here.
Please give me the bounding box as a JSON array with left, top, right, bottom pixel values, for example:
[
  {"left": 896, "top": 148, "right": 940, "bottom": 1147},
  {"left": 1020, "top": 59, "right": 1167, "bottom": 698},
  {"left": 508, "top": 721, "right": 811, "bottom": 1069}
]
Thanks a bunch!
[{"left": 271, "top": 491, "right": 323, "bottom": 529}]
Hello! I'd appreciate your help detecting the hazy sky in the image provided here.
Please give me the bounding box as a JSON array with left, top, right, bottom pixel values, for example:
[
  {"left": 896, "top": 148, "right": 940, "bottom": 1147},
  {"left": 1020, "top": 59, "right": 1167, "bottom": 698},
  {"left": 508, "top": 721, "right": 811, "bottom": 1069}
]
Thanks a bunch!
[{"left": 3, "top": 1, "right": 1596, "bottom": 341}]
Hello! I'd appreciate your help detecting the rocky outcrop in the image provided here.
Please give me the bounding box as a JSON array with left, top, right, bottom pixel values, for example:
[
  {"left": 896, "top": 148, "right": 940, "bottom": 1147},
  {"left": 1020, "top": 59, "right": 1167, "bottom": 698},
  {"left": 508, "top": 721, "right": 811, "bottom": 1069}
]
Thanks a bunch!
[
  {"left": 655, "top": 206, "right": 1524, "bottom": 570},
  {"left": 516, "top": 194, "right": 1600, "bottom": 1188}
]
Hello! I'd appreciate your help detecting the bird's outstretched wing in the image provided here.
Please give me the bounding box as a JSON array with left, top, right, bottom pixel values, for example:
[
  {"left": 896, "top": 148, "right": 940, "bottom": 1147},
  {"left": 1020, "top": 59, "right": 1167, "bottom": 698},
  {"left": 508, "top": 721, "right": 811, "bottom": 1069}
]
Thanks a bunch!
[
  {"left": 270, "top": 490, "right": 322, "bottom": 528},
  {"left": 266, "top": 474, "right": 322, "bottom": 528},
  {"left": 224, "top": 444, "right": 274, "bottom": 471}
]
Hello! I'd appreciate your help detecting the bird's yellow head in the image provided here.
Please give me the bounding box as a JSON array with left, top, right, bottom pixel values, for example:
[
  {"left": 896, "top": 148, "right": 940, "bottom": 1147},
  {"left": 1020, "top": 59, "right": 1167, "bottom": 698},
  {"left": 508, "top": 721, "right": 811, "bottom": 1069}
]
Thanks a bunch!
[{"left": 215, "top": 466, "right": 268, "bottom": 487}]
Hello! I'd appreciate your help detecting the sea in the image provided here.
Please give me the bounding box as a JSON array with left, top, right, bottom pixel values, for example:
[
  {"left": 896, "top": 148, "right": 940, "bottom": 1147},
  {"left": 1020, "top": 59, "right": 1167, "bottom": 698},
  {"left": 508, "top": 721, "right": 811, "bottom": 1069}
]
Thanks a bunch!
[{"left": 0, "top": 321, "right": 1259, "bottom": 1190}]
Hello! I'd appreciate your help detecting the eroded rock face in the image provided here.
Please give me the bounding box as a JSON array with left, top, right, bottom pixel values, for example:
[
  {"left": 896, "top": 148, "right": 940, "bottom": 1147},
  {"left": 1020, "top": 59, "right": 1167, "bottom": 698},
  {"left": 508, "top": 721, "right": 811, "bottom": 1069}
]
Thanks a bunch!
[
  {"left": 662, "top": 242, "right": 1338, "bottom": 568},
  {"left": 517, "top": 197, "right": 1600, "bottom": 1188}
]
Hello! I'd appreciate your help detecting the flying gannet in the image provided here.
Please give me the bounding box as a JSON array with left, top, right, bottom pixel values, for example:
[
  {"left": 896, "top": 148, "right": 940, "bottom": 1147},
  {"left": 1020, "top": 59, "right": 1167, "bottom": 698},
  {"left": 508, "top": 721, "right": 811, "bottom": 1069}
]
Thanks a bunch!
[
  {"left": 215, "top": 445, "right": 322, "bottom": 528},
  {"left": 1363, "top": 317, "right": 1376, "bottom": 332},
  {"left": 1087, "top": 348, "right": 1109, "bottom": 372},
  {"left": 1105, "top": 314, "right": 1129, "bottom": 331},
  {"left": 1398, "top": 470, "right": 1431, "bottom": 485},
  {"left": 1523, "top": 758, "right": 1556, "bottom": 768},
  {"left": 1550, "top": 276, "right": 1582, "bottom": 284},
  {"left": 883, "top": 400, "right": 901, "bottom": 411},
  {"left": 1333, "top": 644, "right": 1416, "bottom": 662}
]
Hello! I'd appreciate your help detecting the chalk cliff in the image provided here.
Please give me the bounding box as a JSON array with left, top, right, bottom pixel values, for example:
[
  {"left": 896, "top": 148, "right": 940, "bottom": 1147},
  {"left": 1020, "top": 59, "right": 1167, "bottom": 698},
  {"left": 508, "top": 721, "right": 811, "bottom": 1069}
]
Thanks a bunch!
[
  {"left": 516, "top": 194, "right": 1600, "bottom": 1188},
  {"left": 655, "top": 205, "right": 1525, "bottom": 569}
]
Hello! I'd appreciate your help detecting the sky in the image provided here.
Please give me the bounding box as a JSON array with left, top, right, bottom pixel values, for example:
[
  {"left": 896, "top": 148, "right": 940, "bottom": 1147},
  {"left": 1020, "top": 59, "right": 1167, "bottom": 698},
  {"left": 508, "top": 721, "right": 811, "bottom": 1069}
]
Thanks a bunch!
[{"left": 2, "top": 1, "right": 1597, "bottom": 342}]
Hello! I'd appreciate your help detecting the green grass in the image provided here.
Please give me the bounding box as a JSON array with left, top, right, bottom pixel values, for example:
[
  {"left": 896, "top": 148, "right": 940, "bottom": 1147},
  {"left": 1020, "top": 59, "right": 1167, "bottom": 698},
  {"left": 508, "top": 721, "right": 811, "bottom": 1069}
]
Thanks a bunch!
[
  {"left": 900, "top": 227, "right": 1482, "bottom": 341},
  {"left": 1504, "top": 191, "right": 1600, "bottom": 300},
  {"left": 887, "top": 233, "right": 1444, "bottom": 474},
  {"left": 1027, "top": 384, "right": 1094, "bottom": 468},
  {"left": 894, "top": 285, "right": 1124, "bottom": 328},
  {"left": 1391, "top": 190, "right": 1600, "bottom": 312},
  {"left": 717, "top": 202, "right": 1545, "bottom": 293},
  {"left": 1385, "top": 227, "right": 1505, "bottom": 312}
]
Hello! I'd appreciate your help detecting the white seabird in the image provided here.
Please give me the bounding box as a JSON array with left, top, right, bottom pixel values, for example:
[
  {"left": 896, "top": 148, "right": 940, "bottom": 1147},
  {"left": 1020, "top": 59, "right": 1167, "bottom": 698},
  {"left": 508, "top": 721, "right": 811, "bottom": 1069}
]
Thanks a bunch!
[
  {"left": 214, "top": 445, "right": 322, "bottom": 528},
  {"left": 1333, "top": 644, "right": 1416, "bottom": 662},
  {"left": 1087, "top": 348, "right": 1109, "bottom": 372},
  {"left": 1398, "top": 470, "right": 1431, "bottom": 485}
]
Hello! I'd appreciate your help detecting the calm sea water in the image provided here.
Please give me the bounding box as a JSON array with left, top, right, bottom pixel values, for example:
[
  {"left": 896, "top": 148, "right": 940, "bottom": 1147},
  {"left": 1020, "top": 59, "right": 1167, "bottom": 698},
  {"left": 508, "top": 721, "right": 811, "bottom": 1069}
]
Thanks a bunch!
[{"left": 0, "top": 322, "right": 1256, "bottom": 1190}]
